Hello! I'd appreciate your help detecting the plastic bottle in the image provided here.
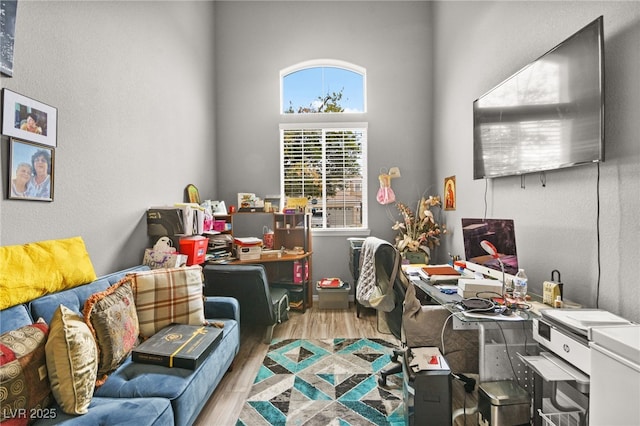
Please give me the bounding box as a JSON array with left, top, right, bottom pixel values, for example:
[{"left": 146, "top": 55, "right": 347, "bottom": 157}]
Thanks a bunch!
[{"left": 513, "top": 269, "right": 528, "bottom": 300}]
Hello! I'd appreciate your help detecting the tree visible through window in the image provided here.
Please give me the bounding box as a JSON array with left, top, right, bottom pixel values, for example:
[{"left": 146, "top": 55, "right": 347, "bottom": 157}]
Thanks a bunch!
[
  {"left": 280, "top": 61, "right": 367, "bottom": 231},
  {"left": 281, "top": 61, "right": 365, "bottom": 114},
  {"left": 280, "top": 124, "right": 367, "bottom": 229}
]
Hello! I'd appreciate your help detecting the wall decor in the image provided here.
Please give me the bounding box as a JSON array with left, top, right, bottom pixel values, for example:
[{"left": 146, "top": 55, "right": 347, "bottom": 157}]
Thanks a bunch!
[
  {"left": 2, "top": 89, "right": 58, "bottom": 147},
  {"left": 9, "top": 138, "right": 54, "bottom": 201},
  {"left": 185, "top": 184, "right": 200, "bottom": 204},
  {"left": 444, "top": 175, "right": 456, "bottom": 211},
  {"left": 0, "top": 0, "right": 17, "bottom": 77}
]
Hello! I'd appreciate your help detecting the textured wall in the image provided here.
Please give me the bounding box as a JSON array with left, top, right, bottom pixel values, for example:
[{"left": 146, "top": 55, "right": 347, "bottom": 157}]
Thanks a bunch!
[
  {"left": 431, "top": 1, "right": 640, "bottom": 321},
  {"left": 0, "top": 1, "right": 216, "bottom": 275}
]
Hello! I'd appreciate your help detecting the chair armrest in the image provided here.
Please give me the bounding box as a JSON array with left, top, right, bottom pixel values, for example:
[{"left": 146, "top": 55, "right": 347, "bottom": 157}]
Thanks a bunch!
[{"left": 204, "top": 296, "right": 240, "bottom": 321}]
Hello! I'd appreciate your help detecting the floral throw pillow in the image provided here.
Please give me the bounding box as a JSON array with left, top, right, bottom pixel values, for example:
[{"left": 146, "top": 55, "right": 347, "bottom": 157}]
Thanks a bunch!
[
  {"left": 45, "top": 305, "right": 98, "bottom": 415},
  {"left": 84, "top": 279, "right": 139, "bottom": 382}
]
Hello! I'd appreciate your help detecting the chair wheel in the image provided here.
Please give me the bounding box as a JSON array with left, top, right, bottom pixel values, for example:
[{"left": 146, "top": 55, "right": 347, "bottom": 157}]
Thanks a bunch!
[{"left": 378, "top": 375, "right": 387, "bottom": 387}]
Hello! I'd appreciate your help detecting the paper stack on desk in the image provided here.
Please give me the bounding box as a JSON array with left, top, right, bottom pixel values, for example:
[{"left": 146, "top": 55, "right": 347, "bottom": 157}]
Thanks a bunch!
[{"left": 409, "top": 347, "right": 450, "bottom": 372}]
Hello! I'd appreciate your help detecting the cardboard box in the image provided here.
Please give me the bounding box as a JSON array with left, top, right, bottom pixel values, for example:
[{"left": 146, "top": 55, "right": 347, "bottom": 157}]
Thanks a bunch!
[
  {"left": 132, "top": 324, "right": 223, "bottom": 370},
  {"left": 237, "top": 245, "right": 261, "bottom": 260},
  {"left": 317, "top": 282, "right": 350, "bottom": 309},
  {"left": 457, "top": 278, "right": 503, "bottom": 298},
  {"left": 179, "top": 236, "right": 209, "bottom": 265}
]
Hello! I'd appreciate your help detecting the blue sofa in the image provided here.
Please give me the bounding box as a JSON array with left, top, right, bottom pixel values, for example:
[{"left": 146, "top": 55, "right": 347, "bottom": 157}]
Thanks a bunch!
[{"left": 0, "top": 265, "right": 240, "bottom": 426}]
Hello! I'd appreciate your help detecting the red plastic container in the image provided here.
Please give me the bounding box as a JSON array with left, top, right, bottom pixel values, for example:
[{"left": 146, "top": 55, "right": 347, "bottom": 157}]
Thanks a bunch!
[{"left": 179, "top": 236, "right": 209, "bottom": 265}]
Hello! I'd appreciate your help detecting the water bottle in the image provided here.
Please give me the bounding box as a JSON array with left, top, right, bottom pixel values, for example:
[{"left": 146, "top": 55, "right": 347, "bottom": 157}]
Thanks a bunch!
[{"left": 513, "top": 269, "right": 528, "bottom": 300}]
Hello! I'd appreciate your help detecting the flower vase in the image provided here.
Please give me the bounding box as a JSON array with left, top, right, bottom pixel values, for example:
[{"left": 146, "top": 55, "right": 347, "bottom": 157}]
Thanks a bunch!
[{"left": 404, "top": 251, "right": 427, "bottom": 264}]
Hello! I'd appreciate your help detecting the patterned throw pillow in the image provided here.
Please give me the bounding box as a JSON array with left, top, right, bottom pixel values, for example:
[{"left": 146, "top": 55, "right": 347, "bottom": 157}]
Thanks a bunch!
[
  {"left": 84, "top": 279, "right": 139, "bottom": 381},
  {"left": 45, "top": 305, "right": 98, "bottom": 415},
  {"left": 128, "top": 265, "right": 205, "bottom": 338},
  {"left": 0, "top": 321, "right": 51, "bottom": 426}
]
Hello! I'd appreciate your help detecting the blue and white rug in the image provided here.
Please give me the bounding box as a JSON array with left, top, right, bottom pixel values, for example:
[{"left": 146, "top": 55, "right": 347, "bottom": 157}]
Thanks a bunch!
[{"left": 236, "top": 338, "right": 405, "bottom": 426}]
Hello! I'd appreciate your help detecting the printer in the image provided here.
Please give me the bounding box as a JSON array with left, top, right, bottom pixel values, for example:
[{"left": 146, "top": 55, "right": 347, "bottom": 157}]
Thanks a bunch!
[{"left": 533, "top": 308, "right": 632, "bottom": 375}]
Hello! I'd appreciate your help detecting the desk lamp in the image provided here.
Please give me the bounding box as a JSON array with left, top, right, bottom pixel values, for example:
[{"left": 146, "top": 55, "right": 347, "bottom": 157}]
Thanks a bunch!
[{"left": 480, "top": 240, "right": 506, "bottom": 301}]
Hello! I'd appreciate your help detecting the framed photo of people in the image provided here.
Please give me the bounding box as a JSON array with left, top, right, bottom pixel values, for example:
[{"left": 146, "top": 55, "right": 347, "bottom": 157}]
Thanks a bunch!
[
  {"left": 2, "top": 89, "right": 58, "bottom": 147},
  {"left": 9, "top": 138, "right": 54, "bottom": 201}
]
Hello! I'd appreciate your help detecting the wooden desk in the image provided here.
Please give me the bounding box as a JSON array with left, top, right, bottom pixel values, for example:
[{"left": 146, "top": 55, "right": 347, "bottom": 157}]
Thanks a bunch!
[{"left": 225, "top": 251, "right": 313, "bottom": 312}]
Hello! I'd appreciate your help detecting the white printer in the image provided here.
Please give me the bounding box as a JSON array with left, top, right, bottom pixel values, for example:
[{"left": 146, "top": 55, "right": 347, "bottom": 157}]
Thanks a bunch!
[{"left": 532, "top": 308, "right": 632, "bottom": 375}]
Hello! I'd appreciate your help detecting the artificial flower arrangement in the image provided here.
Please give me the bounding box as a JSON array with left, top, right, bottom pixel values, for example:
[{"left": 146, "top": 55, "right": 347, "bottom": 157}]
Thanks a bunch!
[{"left": 392, "top": 195, "right": 446, "bottom": 261}]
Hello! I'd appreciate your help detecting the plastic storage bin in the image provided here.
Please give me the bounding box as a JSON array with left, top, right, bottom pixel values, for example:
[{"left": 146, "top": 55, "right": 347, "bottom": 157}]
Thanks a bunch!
[
  {"left": 316, "top": 282, "right": 350, "bottom": 309},
  {"left": 179, "top": 236, "right": 209, "bottom": 265}
]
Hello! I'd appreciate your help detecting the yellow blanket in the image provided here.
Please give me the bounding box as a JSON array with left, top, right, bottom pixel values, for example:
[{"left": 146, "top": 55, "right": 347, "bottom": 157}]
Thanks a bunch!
[{"left": 0, "top": 237, "right": 97, "bottom": 310}]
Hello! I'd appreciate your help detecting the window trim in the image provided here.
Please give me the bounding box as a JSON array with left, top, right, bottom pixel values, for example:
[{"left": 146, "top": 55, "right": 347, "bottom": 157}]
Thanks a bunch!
[
  {"left": 279, "top": 122, "right": 368, "bottom": 234},
  {"left": 280, "top": 59, "right": 367, "bottom": 114}
]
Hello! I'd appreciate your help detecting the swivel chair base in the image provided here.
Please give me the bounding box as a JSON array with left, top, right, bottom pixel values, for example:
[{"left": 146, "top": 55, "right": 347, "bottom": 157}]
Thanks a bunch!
[{"left": 378, "top": 349, "right": 404, "bottom": 386}]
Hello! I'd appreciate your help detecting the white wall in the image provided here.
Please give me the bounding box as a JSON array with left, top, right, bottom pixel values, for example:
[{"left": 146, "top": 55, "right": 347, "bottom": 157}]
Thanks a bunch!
[
  {"left": 0, "top": 1, "right": 216, "bottom": 275},
  {"left": 214, "top": 1, "right": 435, "bottom": 285},
  {"left": 431, "top": 1, "right": 640, "bottom": 322}
]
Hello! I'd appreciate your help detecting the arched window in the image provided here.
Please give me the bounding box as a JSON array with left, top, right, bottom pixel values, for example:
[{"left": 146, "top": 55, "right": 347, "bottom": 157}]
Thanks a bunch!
[
  {"left": 280, "top": 60, "right": 368, "bottom": 232},
  {"left": 281, "top": 60, "right": 366, "bottom": 114}
]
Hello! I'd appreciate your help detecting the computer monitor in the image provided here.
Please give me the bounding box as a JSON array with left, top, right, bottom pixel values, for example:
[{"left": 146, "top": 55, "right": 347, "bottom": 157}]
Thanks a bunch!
[{"left": 462, "top": 218, "right": 519, "bottom": 276}]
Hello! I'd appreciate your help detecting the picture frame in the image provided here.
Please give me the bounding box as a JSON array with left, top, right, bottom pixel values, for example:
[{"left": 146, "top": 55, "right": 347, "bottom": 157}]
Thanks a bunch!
[
  {"left": 444, "top": 175, "right": 456, "bottom": 211},
  {"left": 2, "top": 89, "right": 58, "bottom": 147},
  {"left": 185, "top": 184, "right": 200, "bottom": 204},
  {"left": 0, "top": 1, "right": 18, "bottom": 77},
  {"left": 9, "top": 138, "right": 55, "bottom": 202}
]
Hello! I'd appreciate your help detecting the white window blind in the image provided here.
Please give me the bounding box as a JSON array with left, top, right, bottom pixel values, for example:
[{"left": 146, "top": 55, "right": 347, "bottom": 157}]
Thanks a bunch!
[{"left": 280, "top": 123, "right": 367, "bottom": 230}]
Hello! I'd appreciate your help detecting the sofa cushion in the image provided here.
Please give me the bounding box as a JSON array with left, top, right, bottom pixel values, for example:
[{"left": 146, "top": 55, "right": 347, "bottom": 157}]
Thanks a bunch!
[
  {"left": 0, "top": 321, "right": 51, "bottom": 426},
  {"left": 32, "top": 397, "right": 174, "bottom": 426},
  {"left": 84, "top": 279, "right": 140, "bottom": 381},
  {"left": 45, "top": 305, "right": 98, "bottom": 415},
  {"left": 128, "top": 266, "right": 205, "bottom": 338},
  {"left": 95, "top": 316, "right": 240, "bottom": 426},
  {"left": 0, "top": 304, "right": 33, "bottom": 334},
  {"left": 0, "top": 237, "right": 97, "bottom": 310}
]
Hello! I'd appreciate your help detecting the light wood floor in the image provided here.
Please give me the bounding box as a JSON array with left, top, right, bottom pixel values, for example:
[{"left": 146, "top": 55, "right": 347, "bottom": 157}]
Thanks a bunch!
[{"left": 193, "top": 303, "right": 478, "bottom": 426}]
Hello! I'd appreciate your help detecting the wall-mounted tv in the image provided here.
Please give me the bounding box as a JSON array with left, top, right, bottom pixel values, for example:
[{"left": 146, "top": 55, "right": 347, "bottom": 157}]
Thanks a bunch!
[{"left": 473, "top": 16, "right": 604, "bottom": 180}]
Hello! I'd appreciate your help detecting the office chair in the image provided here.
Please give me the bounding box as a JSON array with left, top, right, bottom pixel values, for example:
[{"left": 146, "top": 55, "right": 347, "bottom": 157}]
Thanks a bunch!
[
  {"left": 203, "top": 264, "right": 289, "bottom": 343},
  {"left": 356, "top": 238, "right": 479, "bottom": 388}
]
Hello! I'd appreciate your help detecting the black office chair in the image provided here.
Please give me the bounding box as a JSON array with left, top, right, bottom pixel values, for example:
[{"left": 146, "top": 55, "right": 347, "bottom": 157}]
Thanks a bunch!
[{"left": 203, "top": 264, "right": 289, "bottom": 343}]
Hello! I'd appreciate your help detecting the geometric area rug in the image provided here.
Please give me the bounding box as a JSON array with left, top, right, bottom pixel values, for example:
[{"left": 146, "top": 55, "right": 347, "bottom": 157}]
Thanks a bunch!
[{"left": 236, "top": 338, "right": 405, "bottom": 425}]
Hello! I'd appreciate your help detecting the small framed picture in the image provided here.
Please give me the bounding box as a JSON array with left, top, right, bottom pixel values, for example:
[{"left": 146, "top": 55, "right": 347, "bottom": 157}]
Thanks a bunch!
[
  {"left": 9, "top": 138, "right": 54, "bottom": 201},
  {"left": 2, "top": 89, "right": 58, "bottom": 147},
  {"left": 444, "top": 175, "right": 456, "bottom": 211},
  {"left": 185, "top": 184, "right": 200, "bottom": 204}
]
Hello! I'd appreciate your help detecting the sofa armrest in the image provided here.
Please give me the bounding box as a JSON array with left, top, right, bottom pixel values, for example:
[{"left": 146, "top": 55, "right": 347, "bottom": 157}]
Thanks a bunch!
[{"left": 204, "top": 296, "right": 239, "bottom": 321}]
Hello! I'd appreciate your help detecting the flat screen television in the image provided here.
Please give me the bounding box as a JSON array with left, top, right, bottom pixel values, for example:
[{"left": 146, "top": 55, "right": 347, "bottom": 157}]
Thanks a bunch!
[
  {"left": 473, "top": 16, "right": 604, "bottom": 180},
  {"left": 462, "top": 218, "right": 519, "bottom": 276}
]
